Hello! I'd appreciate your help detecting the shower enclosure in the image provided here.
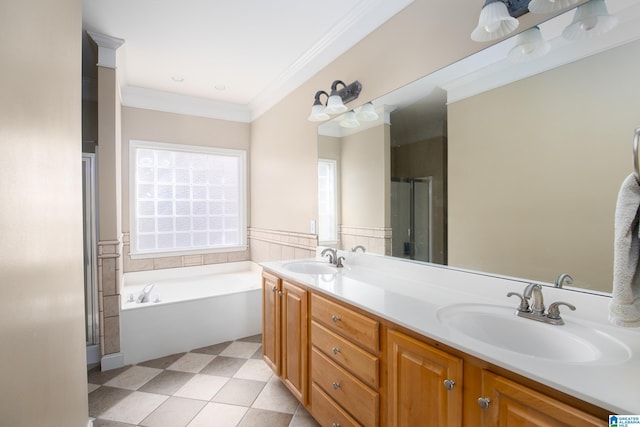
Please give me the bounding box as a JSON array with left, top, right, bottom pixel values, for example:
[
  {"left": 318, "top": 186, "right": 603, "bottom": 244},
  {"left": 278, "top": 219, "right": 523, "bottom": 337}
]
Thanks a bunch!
[
  {"left": 82, "top": 153, "right": 100, "bottom": 364},
  {"left": 391, "top": 177, "right": 433, "bottom": 262}
]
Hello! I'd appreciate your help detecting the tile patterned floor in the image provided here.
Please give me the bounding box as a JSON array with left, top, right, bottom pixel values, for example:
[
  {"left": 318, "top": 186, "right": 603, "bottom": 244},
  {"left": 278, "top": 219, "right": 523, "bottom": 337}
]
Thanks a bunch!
[{"left": 88, "top": 334, "right": 320, "bottom": 427}]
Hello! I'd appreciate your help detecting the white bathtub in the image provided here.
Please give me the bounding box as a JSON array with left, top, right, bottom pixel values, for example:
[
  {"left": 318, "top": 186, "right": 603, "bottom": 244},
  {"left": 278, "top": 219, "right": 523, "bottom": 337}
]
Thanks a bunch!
[{"left": 121, "top": 261, "right": 262, "bottom": 365}]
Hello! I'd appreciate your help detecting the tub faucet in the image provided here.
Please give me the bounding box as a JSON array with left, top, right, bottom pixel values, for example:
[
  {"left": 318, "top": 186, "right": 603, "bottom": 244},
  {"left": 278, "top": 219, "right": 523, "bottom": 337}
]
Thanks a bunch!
[
  {"left": 554, "top": 273, "right": 573, "bottom": 288},
  {"left": 137, "top": 283, "right": 154, "bottom": 303},
  {"left": 321, "top": 248, "right": 337, "bottom": 265}
]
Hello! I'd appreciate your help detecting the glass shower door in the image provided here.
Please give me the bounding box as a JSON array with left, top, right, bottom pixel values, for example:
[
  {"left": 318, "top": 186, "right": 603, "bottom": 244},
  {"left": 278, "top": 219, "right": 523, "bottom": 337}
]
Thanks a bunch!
[{"left": 391, "top": 177, "right": 433, "bottom": 262}]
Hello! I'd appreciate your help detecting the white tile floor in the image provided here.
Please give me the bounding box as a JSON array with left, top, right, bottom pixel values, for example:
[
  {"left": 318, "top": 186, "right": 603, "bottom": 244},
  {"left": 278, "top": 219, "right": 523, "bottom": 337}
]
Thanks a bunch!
[{"left": 88, "top": 335, "right": 320, "bottom": 427}]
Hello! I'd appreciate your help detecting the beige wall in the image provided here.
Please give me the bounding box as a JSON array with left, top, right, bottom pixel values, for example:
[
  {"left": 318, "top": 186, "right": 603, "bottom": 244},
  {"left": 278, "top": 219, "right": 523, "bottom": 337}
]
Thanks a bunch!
[
  {"left": 342, "top": 125, "right": 390, "bottom": 229},
  {"left": 248, "top": 0, "right": 557, "bottom": 252},
  {"left": 448, "top": 40, "right": 640, "bottom": 292},
  {"left": 0, "top": 0, "right": 88, "bottom": 425}
]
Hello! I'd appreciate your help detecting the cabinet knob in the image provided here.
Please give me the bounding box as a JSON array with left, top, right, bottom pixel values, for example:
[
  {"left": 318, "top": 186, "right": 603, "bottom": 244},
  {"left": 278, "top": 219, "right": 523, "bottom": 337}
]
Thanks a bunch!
[
  {"left": 332, "top": 382, "right": 341, "bottom": 390},
  {"left": 332, "top": 347, "right": 341, "bottom": 355},
  {"left": 332, "top": 423, "right": 341, "bottom": 427},
  {"left": 331, "top": 314, "right": 341, "bottom": 323},
  {"left": 271, "top": 286, "right": 277, "bottom": 292},
  {"left": 443, "top": 379, "right": 456, "bottom": 391},
  {"left": 278, "top": 291, "right": 285, "bottom": 296},
  {"left": 477, "top": 397, "right": 491, "bottom": 409}
]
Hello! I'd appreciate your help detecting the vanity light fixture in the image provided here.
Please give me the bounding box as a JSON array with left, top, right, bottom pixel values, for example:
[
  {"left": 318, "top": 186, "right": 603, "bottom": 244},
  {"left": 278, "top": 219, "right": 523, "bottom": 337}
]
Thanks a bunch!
[
  {"left": 308, "top": 80, "right": 362, "bottom": 121},
  {"left": 528, "top": 0, "right": 580, "bottom": 14},
  {"left": 308, "top": 90, "right": 330, "bottom": 121},
  {"left": 471, "top": 0, "right": 617, "bottom": 43},
  {"left": 562, "top": 0, "right": 618, "bottom": 40},
  {"left": 508, "top": 26, "right": 551, "bottom": 62},
  {"left": 471, "top": 0, "right": 521, "bottom": 42}
]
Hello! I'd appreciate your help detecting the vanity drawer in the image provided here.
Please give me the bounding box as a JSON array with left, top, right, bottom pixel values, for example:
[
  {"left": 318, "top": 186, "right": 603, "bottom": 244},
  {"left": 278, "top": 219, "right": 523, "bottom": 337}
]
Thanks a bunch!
[
  {"left": 311, "top": 320, "right": 379, "bottom": 389},
  {"left": 311, "top": 383, "right": 361, "bottom": 427},
  {"left": 311, "top": 293, "right": 379, "bottom": 354},
  {"left": 312, "top": 348, "right": 379, "bottom": 427}
]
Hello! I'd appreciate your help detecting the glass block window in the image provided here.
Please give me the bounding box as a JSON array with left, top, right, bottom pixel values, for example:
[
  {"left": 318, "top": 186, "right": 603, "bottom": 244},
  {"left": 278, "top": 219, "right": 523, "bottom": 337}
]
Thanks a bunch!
[
  {"left": 130, "top": 140, "right": 246, "bottom": 256},
  {"left": 318, "top": 159, "right": 338, "bottom": 243}
]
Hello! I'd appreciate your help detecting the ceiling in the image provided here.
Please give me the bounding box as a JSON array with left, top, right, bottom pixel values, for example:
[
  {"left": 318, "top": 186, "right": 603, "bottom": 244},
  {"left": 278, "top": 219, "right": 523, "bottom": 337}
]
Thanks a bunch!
[{"left": 82, "top": 0, "right": 413, "bottom": 121}]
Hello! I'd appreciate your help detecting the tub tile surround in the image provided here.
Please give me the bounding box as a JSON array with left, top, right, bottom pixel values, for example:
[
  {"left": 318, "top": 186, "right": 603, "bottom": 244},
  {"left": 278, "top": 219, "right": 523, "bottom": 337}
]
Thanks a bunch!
[
  {"left": 98, "top": 239, "right": 123, "bottom": 356},
  {"left": 263, "top": 249, "right": 640, "bottom": 415},
  {"left": 122, "top": 232, "right": 251, "bottom": 274},
  {"left": 88, "top": 334, "right": 320, "bottom": 427}
]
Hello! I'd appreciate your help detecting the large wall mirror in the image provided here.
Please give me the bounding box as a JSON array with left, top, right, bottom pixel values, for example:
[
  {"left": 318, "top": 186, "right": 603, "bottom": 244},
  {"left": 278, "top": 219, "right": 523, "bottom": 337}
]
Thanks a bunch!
[{"left": 317, "top": 0, "right": 640, "bottom": 293}]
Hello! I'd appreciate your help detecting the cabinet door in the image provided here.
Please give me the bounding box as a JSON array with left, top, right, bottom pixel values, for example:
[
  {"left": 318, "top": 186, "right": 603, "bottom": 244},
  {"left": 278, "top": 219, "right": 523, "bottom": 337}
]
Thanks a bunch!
[
  {"left": 262, "top": 272, "right": 281, "bottom": 375},
  {"left": 281, "top": 280, "right": 308, "bottom": 403},
  {"left": 387, "top": 330, "right": 463, "bottom": 427},
  {"left": 478, "top": 371, "right": 607, "bottom": 427}
]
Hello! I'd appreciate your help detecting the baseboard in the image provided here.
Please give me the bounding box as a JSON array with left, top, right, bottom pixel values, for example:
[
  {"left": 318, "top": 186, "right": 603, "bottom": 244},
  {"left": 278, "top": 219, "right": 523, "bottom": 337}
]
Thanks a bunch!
[
  {"left": 101, "top": 352, "right": 125, "bottom": 371},
  {"left": 86, "top": 344, "right": 101, "bottom": 366}
]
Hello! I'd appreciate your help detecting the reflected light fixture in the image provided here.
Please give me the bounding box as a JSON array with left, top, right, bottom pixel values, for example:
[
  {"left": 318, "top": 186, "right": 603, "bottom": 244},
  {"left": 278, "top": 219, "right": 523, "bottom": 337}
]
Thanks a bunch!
[
  {"left": 528, "top": 0, "right": 580, "bottom": 14},
  {"left": 339, "top": 111, "right": 360, "bottom": 128},
  {"left": 508, "top": 26, "right": 551, "bottom": 62},
  {"left": 471, "top": 0, "right": 520, "bottom": 42},
  {"left": 562, "top": 0, "right": 618, "bottom": 40},
  {"left": 356, "top": 102, "right": 379, "bottom": 122},
  {"left": 308, "top": 80, "right": 362, "bottom": 121}
]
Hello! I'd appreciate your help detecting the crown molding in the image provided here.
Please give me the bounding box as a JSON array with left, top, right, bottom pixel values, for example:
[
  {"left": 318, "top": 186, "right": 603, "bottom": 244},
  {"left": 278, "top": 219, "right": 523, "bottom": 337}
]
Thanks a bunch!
[
  {"left": 87, "top": 31, "right": 125, "bottom": 69},
  {"left": 121, "top": 86, "right": 252, "bottom": 122}
]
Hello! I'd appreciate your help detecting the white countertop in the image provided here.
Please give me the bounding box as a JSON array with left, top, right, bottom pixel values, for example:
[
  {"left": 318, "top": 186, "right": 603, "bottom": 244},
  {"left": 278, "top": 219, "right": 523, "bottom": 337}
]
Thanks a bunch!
[{"left": 261, "top": 251, "right": 640, "bottom": 414}]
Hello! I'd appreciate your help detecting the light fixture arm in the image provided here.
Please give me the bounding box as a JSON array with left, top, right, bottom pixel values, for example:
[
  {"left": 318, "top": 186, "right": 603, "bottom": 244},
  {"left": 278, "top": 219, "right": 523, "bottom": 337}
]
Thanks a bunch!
[
  {"left": 329, "top": 80, "right": 362, "bottom": 105},
  {"left": 312, "top": 90, "right": 329, "bottom": 106}
]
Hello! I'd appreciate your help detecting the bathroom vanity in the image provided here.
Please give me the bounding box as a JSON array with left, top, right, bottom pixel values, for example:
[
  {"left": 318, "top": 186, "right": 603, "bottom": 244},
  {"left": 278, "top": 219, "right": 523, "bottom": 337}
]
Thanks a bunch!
[{"left": 261, "top": 253, "right": 640, "bottom": 427}]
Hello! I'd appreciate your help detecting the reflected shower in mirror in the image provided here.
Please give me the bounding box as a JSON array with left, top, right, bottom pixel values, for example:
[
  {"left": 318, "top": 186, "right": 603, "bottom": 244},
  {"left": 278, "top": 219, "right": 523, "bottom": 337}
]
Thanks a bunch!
[{"left": 317, "top": 0, "right": 640, "bottom": 293}]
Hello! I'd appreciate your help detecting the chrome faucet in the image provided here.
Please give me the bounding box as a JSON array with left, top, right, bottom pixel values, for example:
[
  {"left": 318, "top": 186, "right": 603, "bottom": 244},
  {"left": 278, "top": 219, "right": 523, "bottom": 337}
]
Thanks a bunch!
[
  {"left": 137, "top": 283, "right": 154, "bottom": 303},
  {"left": 351, "top": 245, "right": 366, "bottom": 253},
  {"left": 507, "top": 284, "right": 576, "bottom": 325},
  {"left": 321, "top": 248, "right": 337, "bottom": 265},
  {"left": 523, "top": 283, "right": 545, "bottom": 316},
  {"left": 554, "top": 273, "right": 573, "bottom": 288}
]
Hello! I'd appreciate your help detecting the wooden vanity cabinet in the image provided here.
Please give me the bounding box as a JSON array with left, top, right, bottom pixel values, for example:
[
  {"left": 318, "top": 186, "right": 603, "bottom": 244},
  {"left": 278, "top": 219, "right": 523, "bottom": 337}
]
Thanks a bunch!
[
  {"left": 387, "top": 329, "right": 463, "bottom": 427},
  {"left": 261, "top": 272, "right": 308, "bottom": 403},
  {"left": 310, "top": 293, "right": 381, "bottom": 427},
  {"left": 477, "top": 370, "right": 607, "bottom": 427},
  {"left": 262, "top": 270, "right": 609, "bottom": 427}
]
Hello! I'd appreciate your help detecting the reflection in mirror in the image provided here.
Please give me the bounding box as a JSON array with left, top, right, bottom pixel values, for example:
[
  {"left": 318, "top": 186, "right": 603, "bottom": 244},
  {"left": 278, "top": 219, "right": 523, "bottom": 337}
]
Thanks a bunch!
[{"left": 317, "top": 0, "right": 640, "bottom": 293}]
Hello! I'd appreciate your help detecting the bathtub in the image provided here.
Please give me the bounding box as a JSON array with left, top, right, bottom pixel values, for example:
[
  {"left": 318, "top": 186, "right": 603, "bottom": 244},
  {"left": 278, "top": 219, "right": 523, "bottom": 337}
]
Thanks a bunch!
[{"left": 121, "top": 261, "right": 262, "bottom": 365}]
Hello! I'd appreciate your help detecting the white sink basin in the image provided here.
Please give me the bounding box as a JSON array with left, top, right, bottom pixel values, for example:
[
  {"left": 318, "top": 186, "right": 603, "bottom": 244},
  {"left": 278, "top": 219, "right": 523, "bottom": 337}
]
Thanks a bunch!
[
  {"left": 437, "top": 304, "right": 631, "bottom": 364},
  {"left": 282, "top": 260, "right": 338, "bottom": 275}
]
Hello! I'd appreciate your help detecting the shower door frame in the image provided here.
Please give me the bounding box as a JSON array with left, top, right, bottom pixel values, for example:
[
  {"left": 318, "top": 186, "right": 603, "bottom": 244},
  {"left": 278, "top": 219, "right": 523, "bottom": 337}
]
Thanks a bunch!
[
  {"left": 391, "top": 176, "right": 433, "bottom": 262},
  {"left": 82, "top": 153, "right": 99, "bottom": 349}
]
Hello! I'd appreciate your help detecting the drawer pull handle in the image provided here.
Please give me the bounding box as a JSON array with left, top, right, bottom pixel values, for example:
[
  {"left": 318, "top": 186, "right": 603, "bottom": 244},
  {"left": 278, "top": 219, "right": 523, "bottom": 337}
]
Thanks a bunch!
[
  {"left": 477, "top": 397, "right": 491, "bottom": 409},
  {"left": 332, "top": 382, "right": 341, "bottom": 390},
  {"left": 332, "top": 347, "right": 341, "bottom": 355},
  {"left": 332, "top": 423, "right": 341, "bottom": 427},
  {"left": 443, "top": 379, "right": 456, "bottom": 391},
  {"left": 331, "top": 314, "right": 341, "bottom": 323}
]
